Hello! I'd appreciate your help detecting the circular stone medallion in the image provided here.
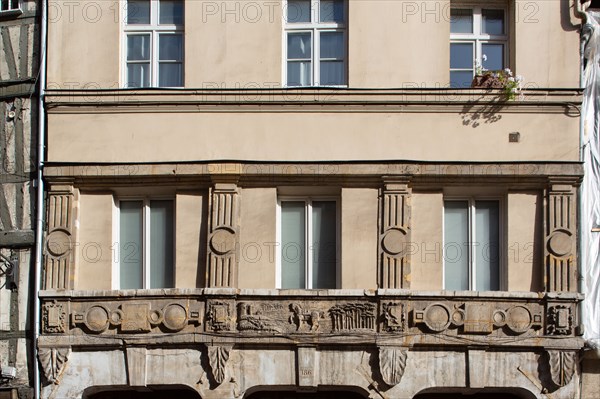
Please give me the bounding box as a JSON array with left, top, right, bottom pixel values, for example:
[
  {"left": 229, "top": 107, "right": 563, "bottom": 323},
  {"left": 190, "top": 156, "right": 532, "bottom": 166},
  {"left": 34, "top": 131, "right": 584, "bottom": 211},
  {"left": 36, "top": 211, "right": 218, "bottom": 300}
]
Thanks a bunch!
[
  {"left": 506, "top": 306, "right": 532, "bottom": 334},
  {"left": 163, "top": 303, "right": 187, "bottom": 331},
  {"left": 548, "top": 230, "right": 573, "bottom": 257},
  {"left": 46, "top": 230, "right": 72, "bottom": 257},
  {"left": 382, "top": 229, "right": 407, "bottom": 255},
  {"left": 85, "top": 306, "right": 110, "bottom": 333},
  {"left": 210, "top": 229, "right": 236, "bottom": 255},
  {"left": 424, "top": 303, "right": 451, "bottom": 332}
]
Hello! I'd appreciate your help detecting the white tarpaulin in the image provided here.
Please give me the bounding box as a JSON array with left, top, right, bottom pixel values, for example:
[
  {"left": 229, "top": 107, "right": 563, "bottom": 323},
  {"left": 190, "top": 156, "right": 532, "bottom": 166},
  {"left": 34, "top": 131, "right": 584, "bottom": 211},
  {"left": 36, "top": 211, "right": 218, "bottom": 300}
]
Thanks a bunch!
[{"left": 581, "top": 10, "right": 600, "bottom": 349}]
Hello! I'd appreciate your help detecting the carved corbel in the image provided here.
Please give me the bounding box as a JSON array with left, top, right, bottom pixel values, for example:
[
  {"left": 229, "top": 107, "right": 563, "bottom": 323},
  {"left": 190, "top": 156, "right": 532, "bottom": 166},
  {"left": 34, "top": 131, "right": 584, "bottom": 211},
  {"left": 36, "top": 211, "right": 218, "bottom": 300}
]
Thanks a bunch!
[
  {"left": 378, "top": 177, "right": 412, "bottom": 289},
  {"left": 206, "top": 177, "right": 240, "bottom": 287},
  {"left": 544, "top": 178, "right": 579, "bottom": 292},
  {"left": 43, "top": 183, "right": 79, "bottom": 290},
  {"left": 378, "top": 346, "right": 408, "bottom": 387},
  {"left": 38, "top": 347, "right": 70, "bottom": 384},
  {"left": 546, "top": 350, "right": 577, "bottom": 388},
  {"left": 206, "top": 345, "right": 232, "bottom": 385}
]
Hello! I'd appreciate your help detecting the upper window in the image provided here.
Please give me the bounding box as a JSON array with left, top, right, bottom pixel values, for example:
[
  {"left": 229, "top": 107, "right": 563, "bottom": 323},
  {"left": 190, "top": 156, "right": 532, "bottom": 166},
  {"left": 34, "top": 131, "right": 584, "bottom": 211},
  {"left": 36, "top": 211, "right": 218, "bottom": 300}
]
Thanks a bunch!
[
  {"left": 450, "top": 5, "right": 507, "bottom": 88},
  {"left": 278, "top": 198, "right": 338, "bottom": 289},
  {"left": 443, "top": 199, "right": 501, "bottom": 291},
  {"left": 124, "top": 0, "right": 184, "bottom": 88},
  {"left": 284, "top": 0, "right": 347, "bottom": 87},
  {"left": 116, "top": 199, "right": 174, "bottom": 289},
  {"left": 0, "top": 0, "right": 21, "bottom": 15}
]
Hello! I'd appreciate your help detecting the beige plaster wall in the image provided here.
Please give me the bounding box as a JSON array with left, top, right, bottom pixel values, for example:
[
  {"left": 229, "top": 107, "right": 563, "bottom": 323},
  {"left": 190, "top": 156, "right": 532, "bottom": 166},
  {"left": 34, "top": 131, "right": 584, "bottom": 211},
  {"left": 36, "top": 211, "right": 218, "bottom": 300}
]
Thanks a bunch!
[
  {"left": 238, "top": 187, "right": 277, "bottom": 289},
  {"left": 76, "top": 193, "right": 113, "bottom": 290},
  {"left": 340, "top": 188, "right": 378, "bottom": 289},
  {"left": 411, "top": 191, "right": 444, "bottom": 290},
  {"left": 349, "top": 0, "right": 449, "bottom": 87},
  {"left": 507, "top": 191, "right": 543, "bottom": 292},
  {"left": 515, "top": 0, "right": 581, "bottom": 88},
  {"left": 186, "top": 1, "right": 282, "bottom": 87},
  {"left": 175, "top": 192, "right": 206, "bottom": 288},
  {"left": 47, "top": 110, "right": 579, "bottom": 163},
  {"left": 47, "top": 0, "right": 120, "bottom": 88},
  {"left": 45, "top": 1, "right": 580, "bottom": 88}
]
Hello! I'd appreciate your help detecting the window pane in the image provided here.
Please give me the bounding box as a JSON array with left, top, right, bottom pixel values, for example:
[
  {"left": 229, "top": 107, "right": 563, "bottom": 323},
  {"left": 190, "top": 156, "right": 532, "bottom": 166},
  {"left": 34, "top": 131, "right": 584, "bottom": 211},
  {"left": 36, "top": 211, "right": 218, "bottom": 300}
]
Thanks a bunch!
[
  {"left": 320, "top": 0, "right": 344, "bottom": 23},
  {"left": 159, "top": 34, "right": 183, "bottom": 61},
  {"left": 120, "top": 201, "right": 143, "bottom": 289},
  {"left": 450, "top": 8, "right": 473, "bottom": 33},
  {"left": 475, "top": 201, "right": 499, "bottom": 291},
  {"left": 444, "top": 201, "right": 469, "bottom": 290},
  {"left": 312, "top": 201, "right": 336, "bottom": 289},
  {"left": 450, "top": 43, "right": 473, "bottom": 69},
  {"left": 288, "top": 61, "right": 312, "bottom": 86},
  {"left": 320, "top": 32, "right": 344, "bottom": 59},
  {"left": 281, "top": 202, "right": 306, "bottom": 289},
  {"left": 482, "top": 43, "right": 504, "bottom": 71},
  {"left": 288, "top": 33, "right": 312, "bottom": 59},
  {"left": 150, "top": 200, "right": 174, "bottom": 289},
  {"left": 320, "top": 61, "right": 344, "bottom": 85},
  {"left": 482, "top": 9, "right": 505, "bottom": 35},
  {"left": 159, "top": 0, "right": 183, "bottom": 25},
  {"left": 127, "top": 63, "right": 150, "bottom": 88},
  {"left": 127, "top": 0, "right": 150, "bottom": 24},
  {"left": 127, "top": 34, "right": 150, "bottom": 61},
  {"left": 158, "top": 63, "right": 183, "bottom": 87},
  {"left": 287, "top": 0, "right": 310, "bottom": 23},
  {"left": 450, "top": 71, "right": 473, "bottom": 88}
]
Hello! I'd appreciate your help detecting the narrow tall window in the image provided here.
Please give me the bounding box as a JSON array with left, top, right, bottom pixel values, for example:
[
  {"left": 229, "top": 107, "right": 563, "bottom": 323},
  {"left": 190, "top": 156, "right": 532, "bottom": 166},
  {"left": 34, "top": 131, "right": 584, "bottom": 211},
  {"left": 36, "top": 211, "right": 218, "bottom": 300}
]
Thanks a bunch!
[
  {"left": 118, "top": 199, "right": 174, "bottom": 289},
  {"left": 124, "top": 0, "right": 184, "bottom": 87},
  {"left": 279, "top": 199, "right": 338, "bottom": 289},
  {"left": 450, "top": 5, "right": 507, "bottom": 88},
  {"left": 284, "top": 0, "right": 347, "bottom": 87},
  {"left": 444, "top": 199, "right": 500, "bottom": 291}
]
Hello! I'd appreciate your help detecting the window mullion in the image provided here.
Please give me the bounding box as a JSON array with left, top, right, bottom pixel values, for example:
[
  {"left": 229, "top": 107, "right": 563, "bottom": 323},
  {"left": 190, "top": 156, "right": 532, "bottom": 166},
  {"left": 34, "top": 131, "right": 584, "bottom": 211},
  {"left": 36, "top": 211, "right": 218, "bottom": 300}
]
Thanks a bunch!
[
  {"left": 469, "top": 199, "right": 476, "bottom": 290},
  {"left": 313, "top": 29, "right": 318, "bottom": 86},
  {"left": 143, "top": 199, "right": 150, "bottom": 289},
  {"left": 306, "top": 200, "right": 313, "bottom": 289}
]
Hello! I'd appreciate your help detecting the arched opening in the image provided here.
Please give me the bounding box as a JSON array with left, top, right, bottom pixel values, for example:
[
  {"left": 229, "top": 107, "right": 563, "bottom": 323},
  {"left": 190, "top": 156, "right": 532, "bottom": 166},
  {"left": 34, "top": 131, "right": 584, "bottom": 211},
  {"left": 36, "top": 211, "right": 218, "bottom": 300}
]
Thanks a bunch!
[
  {"left": 245, "top": 389, "right": 367, "bottom": 399},
  {"left": 83, "top": 385, "right": 201, "bottom": 399},
  {"left": 413, "top": 388, "right": 536, "bottom": 399}
]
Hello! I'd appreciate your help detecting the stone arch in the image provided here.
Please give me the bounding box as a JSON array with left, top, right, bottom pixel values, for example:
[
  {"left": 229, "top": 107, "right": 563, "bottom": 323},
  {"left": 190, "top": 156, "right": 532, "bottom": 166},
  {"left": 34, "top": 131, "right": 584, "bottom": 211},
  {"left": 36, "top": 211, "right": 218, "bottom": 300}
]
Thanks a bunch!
[
  {"left": 82, "top": 384, "right": 202, "bottom": 399},
  {"left": 243, "top": 385, "right": 370, "bottom": 399},
  {"left": 413, "top": 387, "right": 538, "bottom": 399}
]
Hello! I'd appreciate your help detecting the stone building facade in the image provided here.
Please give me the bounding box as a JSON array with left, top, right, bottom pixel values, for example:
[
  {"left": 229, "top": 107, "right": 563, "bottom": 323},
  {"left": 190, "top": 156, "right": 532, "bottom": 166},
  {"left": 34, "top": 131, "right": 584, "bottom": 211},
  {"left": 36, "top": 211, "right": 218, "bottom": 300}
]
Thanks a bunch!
[
  {"left": 0, "top": 0, "right": 39, "bottom": 398},
  {"left": 37, "top": 1, "right": 595, "bottom": 398}
]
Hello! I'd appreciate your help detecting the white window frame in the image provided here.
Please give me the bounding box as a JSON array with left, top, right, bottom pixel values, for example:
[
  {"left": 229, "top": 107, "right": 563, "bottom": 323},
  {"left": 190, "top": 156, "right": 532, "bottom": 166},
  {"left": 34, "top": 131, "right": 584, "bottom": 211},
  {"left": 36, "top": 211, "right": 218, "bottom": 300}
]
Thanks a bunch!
[
  {"left": 112, "top": 197, "right": 175, "bottom": 289},
  {"left": 276, "top": 196, "right": 341, "bottom": 289},
  {"left": 283, "top": 0, "right": 348, "bottom": 87},
  {"left": 121, "top": 0, "right": 184, "bottom": 88},
  {"left": 442, "top": 196, "right": 505, "bottom": 291},
  {"left": 0, "top": 0, "right": 21, "bottom": 15},
  {"left": 450, "top": 4, "right": 508, "bottom": 85}
]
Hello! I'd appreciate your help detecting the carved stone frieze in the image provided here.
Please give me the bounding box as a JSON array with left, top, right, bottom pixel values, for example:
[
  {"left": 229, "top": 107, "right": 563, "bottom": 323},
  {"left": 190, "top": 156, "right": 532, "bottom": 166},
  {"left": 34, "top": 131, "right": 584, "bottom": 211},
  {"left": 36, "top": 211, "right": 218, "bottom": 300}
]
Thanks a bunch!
[
  {"left": 237, "top": 302, "right": 285, "bottom": 333},
  {"left": 381, "top": 302, "right": 406, "bottom": 332},
  {"left": 546, "top": 350, "right": 577, "bottom": 388},
  {"left": 378, "top": 347, "right": 408, "bottom": 386},
  {"left": 207, "top": 181, "right": 240, "bottom": 287},
  {"left": 547, "top": 305, "right": 573, "bottom": 336},
  {"left": 70, "top": 300, "right": 202, "bottom": 334},
  {"left": 544, "top": 179, "right": 578, "bottom": 292},
  {"left": 207, "top": 300, "right": 235, "bottom": 332},
  {"left": 289, "top": 303, "right": 324, "bottom": 332},
  {"left": 206, "top": 345, "right": 231, "bottom": 385},
  {"left": 329, "top": 303, "right": 376, "bottom": 332},
  {"left": 38, "top": 347, "right": 70, "bottom": 384},
  {"left": 379, "top": 178, "right": 412, "bottom": 289},
  {"left": 43, "top": 185, "right": 79, "bottom": 290},
  {"left": 42, "top": 301, "right": 67, "bottom": 334},
  {"left": 413, "top": 302, "right": 543, "bottom": 335}
]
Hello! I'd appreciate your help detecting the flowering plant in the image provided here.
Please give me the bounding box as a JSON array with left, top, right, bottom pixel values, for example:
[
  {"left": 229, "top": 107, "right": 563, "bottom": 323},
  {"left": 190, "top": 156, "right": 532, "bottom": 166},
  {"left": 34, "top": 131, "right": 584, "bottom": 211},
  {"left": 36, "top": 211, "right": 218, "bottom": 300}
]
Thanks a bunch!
[{"left": 473, "top": 61, "right": 524, "bottom": 100}]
